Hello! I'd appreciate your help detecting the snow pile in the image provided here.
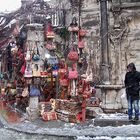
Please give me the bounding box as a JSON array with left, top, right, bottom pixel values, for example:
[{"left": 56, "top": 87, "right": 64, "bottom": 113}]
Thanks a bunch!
[
  {"left": 98, "top": 113, "right": 128, "bottom": 120},
  {"left": 76, "top": 136, "right": 140, "bottom": 140}
]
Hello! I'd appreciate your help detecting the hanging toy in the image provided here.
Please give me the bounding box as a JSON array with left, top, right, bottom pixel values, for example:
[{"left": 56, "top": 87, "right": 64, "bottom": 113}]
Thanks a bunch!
[
  {"left": 45, "top": 23, "right": 55, "bottom": 39},
  {"left": 52, "top": 65, "right": 59, "bottom": 77}
]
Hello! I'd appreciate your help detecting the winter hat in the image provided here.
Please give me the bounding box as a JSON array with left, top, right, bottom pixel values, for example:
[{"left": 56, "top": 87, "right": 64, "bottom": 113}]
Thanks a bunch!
[{"left": 127, "top": 63, "right": 136, "bottom": 71}]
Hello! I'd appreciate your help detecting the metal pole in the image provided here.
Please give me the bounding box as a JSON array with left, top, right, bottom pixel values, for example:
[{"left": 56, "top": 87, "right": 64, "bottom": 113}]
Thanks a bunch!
[
  {"left": 100, "top": 0, "right": 110, "bottom": 84},
  {"left": 55, "top": 76, "right": 59, "bottom": 99}
]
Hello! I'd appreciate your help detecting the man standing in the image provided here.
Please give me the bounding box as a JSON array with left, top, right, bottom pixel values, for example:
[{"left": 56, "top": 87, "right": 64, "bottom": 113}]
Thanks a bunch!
[{"left": 125, "top": 63, "right": 140, "bottom": 121}]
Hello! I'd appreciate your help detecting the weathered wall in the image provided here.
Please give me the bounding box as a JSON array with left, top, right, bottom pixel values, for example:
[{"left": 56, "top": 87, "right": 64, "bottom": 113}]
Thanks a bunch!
[
  {"left": 101, "top": 1, "right": 140, "bottom": 111},
  {"left": 81, "top": 0, "right": 101, "bottom": 81},
  {"left": 81, "top": 0, "right": 140, "bottom": 112}
]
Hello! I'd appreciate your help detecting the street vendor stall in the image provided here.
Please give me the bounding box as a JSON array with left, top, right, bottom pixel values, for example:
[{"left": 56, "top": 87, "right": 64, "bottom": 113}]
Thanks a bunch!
[{"left": 0, "top": 20, "right": 99, "bottom": 123}]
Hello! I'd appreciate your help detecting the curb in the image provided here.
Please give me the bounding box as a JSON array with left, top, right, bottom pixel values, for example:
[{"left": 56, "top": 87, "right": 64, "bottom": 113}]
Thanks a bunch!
[{"left": 0, "top": 113, "right": 75, "bottom": 140}]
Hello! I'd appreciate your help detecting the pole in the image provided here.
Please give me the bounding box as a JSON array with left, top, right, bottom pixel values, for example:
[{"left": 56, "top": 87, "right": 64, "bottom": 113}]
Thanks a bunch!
[{"left": 100, "top": 0, "right": 110, "bottom": 84}]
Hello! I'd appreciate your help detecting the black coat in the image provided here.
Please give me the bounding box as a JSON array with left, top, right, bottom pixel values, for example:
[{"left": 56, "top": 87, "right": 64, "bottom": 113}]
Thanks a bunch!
[{"left": 125, "top": 71, "right": 140, "bottom": 100}]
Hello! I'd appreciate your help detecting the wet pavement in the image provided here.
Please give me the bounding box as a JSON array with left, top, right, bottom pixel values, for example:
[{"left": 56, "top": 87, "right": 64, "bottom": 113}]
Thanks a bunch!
[{"left": 1, "top": 99, "right": 140, "bottom": 140}]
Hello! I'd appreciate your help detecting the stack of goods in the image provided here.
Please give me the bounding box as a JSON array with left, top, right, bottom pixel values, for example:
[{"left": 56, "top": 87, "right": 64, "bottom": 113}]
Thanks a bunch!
[
  {"left": 39, "top": 99, "right": 57, "bottom": 121},
  {"left": 38, "top": 101, "right": 52, "bottom": 115},
  {"left": 55, "top": 99, "right": 83, "bottom": 123},
  {"left": 42, "top": 111, "right": 57, "bottom": 121}
]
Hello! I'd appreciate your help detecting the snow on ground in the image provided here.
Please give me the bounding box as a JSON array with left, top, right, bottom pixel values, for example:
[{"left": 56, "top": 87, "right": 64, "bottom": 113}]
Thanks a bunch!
[
  {"left": 1, "top": 112, "right": 140, "bottom": 139},
  {"left": 98, "top": 113, "right": 128, "bottom": 120},
  {"left": 76, "top": 136, "right": 140, "bottom": 140}
]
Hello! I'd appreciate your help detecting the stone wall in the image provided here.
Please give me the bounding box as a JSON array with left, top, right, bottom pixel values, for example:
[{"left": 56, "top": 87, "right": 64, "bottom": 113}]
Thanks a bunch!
[{"left": 102, "top": 1, "right": 140, "bottom": 111}]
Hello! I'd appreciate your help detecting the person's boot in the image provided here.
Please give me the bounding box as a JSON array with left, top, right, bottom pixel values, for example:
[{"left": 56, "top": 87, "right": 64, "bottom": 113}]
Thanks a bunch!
[
  {"left": 128, "top": 116, "right": 133, "bottom": 121},
  {"left": 134, "top": 116, "right": 139, "bottom": 121}
]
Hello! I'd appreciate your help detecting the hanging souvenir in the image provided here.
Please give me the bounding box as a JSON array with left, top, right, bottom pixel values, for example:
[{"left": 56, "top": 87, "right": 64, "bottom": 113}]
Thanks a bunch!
[
  {"left": 78, "top": 40, "right": 85, "bottom": 49},
  {"left": 60, "top": 78, "right": 69, "bottom": 87},
  {"left": 43, "top": 58, "right": 49, "bottom": 71},
  {"left": 40, "top": 71, "right": 48, "bottom": 77},
  {"left": 83, "top": 81, "right": 91, "bottom": 98},
  {"left": 25, "top": 52, "right": 31, "bottom": 61},
  {"left": 59, "top": 68, "right": 67, "bottom": 76},
  {"left": 78, "top": 80, "right": 84, "bottom": 95},
  {"left": 59, "top": 64, "right": 68, "bottom": 78},
  {"left": 32, "top": 64, "right": 41, "bottom": 77},
  {"left": 52, "top": 65, "right": 58, "bottom": 77},
  {"left": 68, "top": 47, "right": 79, "bottom": 61},
  {"left": 45, "top": 23, "right": 55, "bottom": 38},
  {"left": 45, "top": 43, "right": 56, "bottom": 51},
  {"left": 24, "top": 63, "right": 33, "bottom": 78},
  {"left": 48, "top": 55, "right": 58, "bottom": 65},
  {"left": 32, "top": 42, "right": 40, "bottom": 61},
  {"left": 25, "top": 44, "right": 32, "bottom": 61},
  {"left": 32, "top": 47, "right": 40, "bottom": 61},
  {"left": 11, "top": 42, "right": 18, "bottom": 55},
  {"left": 79, "top": 29, "right": 87, "bottom": 37},
  {"left": 59, "top": 59, "right": 65, "bottom": 68},
  {"left": 68, "top": 64, "right": 78, "bottom": 79}
]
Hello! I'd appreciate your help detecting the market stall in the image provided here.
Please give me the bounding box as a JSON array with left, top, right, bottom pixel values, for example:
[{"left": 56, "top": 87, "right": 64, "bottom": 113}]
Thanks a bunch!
[{"left": 0, "top": 20, "right": 99, "bottom": 123}]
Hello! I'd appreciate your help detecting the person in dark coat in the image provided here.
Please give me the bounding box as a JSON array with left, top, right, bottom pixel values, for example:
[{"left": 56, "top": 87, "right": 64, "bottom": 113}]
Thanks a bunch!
[{"left": 125, "top": 63, "right": 140, "bottom": 121}]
